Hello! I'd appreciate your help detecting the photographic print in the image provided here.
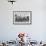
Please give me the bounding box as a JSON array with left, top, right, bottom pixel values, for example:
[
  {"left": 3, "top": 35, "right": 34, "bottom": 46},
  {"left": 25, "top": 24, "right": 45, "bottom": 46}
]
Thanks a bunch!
[{"left": 13, "top": 11, "right": 32, "bottom": 25}]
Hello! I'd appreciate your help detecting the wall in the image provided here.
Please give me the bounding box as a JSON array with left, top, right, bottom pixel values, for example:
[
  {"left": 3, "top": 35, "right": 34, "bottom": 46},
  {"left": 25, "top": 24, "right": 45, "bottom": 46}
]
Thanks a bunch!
[{"left": 0, "top": 0, "right": 46, "bottom": 41}]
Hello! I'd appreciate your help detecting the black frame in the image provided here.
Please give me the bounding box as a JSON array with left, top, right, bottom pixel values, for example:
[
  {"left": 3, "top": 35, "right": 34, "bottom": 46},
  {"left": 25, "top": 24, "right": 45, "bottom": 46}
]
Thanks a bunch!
[{"left": 13, "top": 11, "right": 32, "bottom": 25}]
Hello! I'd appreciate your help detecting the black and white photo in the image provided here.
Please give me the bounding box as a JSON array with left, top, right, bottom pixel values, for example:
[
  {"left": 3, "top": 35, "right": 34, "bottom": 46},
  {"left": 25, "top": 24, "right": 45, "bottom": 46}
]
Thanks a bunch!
[{"left": 13, "top": 11, "right": 32, "bottom": 25}]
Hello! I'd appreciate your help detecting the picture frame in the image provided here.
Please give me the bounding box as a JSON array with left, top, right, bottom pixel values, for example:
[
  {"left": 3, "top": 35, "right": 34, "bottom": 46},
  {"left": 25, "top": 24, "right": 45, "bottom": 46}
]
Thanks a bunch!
[{"left": 13, "top": 11, "right": 32, "bottom": 25}]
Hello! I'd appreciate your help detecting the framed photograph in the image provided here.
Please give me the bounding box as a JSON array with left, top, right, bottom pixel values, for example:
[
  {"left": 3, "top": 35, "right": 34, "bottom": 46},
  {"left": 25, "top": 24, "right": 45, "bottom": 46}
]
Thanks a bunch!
[{"left": 13, "top": 11, "right": 32, "bottom": 25}]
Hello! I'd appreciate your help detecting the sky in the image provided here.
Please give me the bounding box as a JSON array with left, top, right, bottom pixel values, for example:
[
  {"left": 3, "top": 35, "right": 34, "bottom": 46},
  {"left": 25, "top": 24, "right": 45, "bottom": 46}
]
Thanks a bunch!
[{"left": 0, "top": 0, "right": 46, "bottom": 42}]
